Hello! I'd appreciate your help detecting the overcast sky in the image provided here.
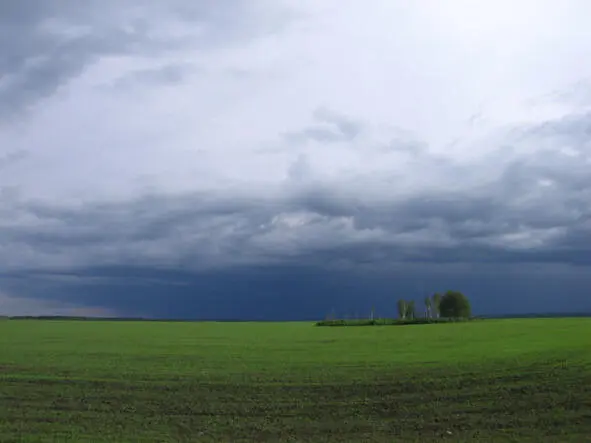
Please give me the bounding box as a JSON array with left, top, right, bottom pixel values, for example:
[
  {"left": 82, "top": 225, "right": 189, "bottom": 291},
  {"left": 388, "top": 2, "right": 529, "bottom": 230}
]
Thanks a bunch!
[{"left": 1, "top": 0, "right": 591, "bottom": 319}]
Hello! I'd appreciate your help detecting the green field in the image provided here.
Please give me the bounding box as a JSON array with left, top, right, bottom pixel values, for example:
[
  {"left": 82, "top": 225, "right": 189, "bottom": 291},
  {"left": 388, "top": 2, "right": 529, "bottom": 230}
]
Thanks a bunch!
[{"left": 1, "top": 318, "right": 590, "bottom": 442}]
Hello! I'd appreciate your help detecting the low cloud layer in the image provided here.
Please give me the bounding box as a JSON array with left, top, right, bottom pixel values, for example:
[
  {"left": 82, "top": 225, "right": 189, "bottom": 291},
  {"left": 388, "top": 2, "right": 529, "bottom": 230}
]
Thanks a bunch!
[{"left": 1, "top": 1, "right": 591, "bottom": 318}]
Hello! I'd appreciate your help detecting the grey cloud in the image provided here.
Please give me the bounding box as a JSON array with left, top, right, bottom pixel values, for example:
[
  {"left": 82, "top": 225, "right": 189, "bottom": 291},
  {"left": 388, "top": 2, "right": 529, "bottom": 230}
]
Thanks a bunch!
[
  {"left": 287, "top": 154, "right": 313, "bottom": 182},
  {"left": 534, "top": 79, "right": 591, "bottom": 109},
  {"left": 313, "top": 107, "right": 363, "bottom": 140},
  {"left": 528, "top": 110, "right": 591, "bottom": 135},
  {"left": 0, "top": 0, "right": 295, "bottom": 120},
  {"left": 105, "top": 63, "right": 194, "bottom": 91},
  {"left": 0, "top": 149, "right": 28, "bottom": 170},
  {"left": 378, "top": 131, "right": 428, "bottom": 155},
  {"left": 467, "top": 112, "right": 484, "bottom": 127},
  {"left": 1, "top": 34, "right": 136, "bottom": 120},
  {"left": 285, "top": 109, "right": 426, "bottom": 156},
  {"left": 284, "top": 107, "right": 363, "bottom": 144},
  {"left": 1, "top": 2, "right": 158, "bottom": 119},
  {"left": 2, "top": 145, "right": 590, "bottom": 274},
  {"left": 0, "top": 107, "right": 590, "bottom": 277}
]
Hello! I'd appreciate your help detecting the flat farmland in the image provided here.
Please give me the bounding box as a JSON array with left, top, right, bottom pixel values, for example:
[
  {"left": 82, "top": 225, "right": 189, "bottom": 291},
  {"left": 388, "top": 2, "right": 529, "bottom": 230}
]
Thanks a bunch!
[{"left": 1, "top": 318, "right": 590, "bottom": 442}]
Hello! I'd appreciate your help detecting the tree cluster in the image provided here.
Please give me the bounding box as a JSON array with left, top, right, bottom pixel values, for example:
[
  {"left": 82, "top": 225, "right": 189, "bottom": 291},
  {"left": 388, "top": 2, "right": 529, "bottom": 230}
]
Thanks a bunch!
[{"left": 397, "top": 291, "right": 471, "bottom": 320}]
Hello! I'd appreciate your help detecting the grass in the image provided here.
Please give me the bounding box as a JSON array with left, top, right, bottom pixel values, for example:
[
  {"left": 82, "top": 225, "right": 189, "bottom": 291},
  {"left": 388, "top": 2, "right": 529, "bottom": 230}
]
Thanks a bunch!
[{"left": 1, "top": 318, "right": 590, "bottom": 442}]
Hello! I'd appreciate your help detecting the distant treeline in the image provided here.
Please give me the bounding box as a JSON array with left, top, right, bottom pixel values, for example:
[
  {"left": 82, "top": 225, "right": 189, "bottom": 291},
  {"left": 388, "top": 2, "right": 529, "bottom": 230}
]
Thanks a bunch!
[
  {"left": 2, "top": 313, "right": 590, "bottom": 323},
  {"left": 4, "top": 316, "right": 290, "bottom": 322},
  {"left": 481, "top": 313, "right": 591, "bottom": 319},
  {"left": 7, "top": 316, "right": 162, "bottom": 322},
  {"left": 316, "top": 317, "right": 478, "bottom": 327}
]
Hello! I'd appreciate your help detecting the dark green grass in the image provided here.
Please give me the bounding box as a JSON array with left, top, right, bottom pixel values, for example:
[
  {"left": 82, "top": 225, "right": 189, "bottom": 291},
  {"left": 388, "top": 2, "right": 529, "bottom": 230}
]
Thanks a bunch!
[{"left": 1, "top": 318, "right": 590, "bottom": 442}]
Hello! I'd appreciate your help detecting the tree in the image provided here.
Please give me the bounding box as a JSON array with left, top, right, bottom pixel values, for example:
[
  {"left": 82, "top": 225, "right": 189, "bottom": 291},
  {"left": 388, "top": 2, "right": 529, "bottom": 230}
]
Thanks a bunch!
[
  {"left": 424, "top": 296, "right": 432, "bottom": 318},
  {"left": 439, "top": 290, "right": 471, "bottom": 318},
  {"left": 432, "top": 293, "right": 442, "bottom": 318},
  {"left": 397, "top": 299, "right": 407, "bottom": 319},
  {"left": 407, "top": 300, "right": 416, "bottom": 320}
]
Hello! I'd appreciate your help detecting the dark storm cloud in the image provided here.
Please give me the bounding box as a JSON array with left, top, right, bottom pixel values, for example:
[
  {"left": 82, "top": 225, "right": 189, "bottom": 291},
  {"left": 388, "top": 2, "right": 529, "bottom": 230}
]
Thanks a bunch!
[
  {"left": 4, "top": 263, "right": 591, "bottom": 320},
  {"left": 0, "top": 0, "right": 294, "bottom": 120},
  {"left": 1, "top": 173, "right": 590, "bottom": 318}
]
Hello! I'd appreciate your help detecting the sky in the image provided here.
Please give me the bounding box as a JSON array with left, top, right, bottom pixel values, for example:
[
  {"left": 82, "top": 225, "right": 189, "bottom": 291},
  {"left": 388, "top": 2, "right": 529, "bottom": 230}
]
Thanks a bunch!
[{"left": 1, "top": 0, "right": 591, "bottom": 319}]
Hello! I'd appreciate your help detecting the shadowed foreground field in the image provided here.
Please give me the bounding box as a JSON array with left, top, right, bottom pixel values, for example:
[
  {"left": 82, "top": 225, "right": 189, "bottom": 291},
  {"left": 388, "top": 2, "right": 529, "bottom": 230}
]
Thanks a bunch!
[{"left": 1, "top": 318, "right": 590, "bottom": 442}]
